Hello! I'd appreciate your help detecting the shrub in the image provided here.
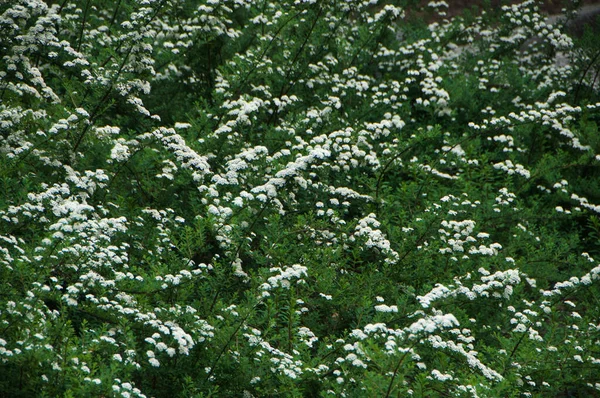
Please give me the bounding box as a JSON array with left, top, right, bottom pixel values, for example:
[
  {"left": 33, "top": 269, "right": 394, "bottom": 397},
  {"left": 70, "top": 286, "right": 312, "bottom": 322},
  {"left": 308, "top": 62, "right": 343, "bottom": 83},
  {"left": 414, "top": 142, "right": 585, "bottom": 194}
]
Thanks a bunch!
[{"left": 1, "top": 0, "right": 600, "bottom": 396}]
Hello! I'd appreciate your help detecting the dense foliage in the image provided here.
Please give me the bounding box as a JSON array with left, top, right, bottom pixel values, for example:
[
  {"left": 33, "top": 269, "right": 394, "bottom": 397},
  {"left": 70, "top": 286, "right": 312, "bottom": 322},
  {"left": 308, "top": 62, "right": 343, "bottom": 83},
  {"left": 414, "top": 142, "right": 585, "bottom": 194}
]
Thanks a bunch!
[{"left": 1, "top": 0, "right": 600, "bottom": 396}]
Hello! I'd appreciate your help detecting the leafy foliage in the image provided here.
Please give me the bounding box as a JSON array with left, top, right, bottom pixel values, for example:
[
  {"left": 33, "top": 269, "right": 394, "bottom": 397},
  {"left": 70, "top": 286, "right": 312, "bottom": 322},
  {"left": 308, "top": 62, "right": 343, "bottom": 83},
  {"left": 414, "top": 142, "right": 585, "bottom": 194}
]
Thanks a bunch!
[{"left": 1, "top": 0, "right": 600, "bottom": 396}]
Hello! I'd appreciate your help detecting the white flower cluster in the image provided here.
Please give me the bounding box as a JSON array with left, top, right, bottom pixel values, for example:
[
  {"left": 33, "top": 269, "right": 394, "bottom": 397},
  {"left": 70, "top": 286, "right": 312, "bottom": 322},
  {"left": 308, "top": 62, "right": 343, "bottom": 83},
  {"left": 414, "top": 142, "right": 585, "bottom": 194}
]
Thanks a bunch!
[
  {"left": 243, "top": 328, "right": 305, "bottom": 380},
  {"left": 418, "top": 269, "right": 522, "bottom": 308},
  {"left": 493, "top": 159, "right": 531, "bottom": 179},
  {"left": 262, "top": 264, "right": 308, "bottom": 292},
  {"left": 350, "top": 213, "right": 399, "bottom": 264},
  {"left": 334, "top": 308, "right": 503, "bottom": 384},
  {"left": 109, "top": 140, "right": 132, "bottom": 163}
]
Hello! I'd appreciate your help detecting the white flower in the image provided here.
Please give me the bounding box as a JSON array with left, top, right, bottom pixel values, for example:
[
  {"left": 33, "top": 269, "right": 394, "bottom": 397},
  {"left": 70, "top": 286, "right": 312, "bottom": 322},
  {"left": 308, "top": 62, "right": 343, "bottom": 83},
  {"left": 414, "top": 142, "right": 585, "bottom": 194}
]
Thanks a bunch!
[
  {"left": 374, "top": 304, "right": 398, "bottom": 313},
  {"left": 110, "top": 141, "right": 130, "bottom": 162},
  {"left": 431, "top": 369, "right": 453, "bottom": 381}
]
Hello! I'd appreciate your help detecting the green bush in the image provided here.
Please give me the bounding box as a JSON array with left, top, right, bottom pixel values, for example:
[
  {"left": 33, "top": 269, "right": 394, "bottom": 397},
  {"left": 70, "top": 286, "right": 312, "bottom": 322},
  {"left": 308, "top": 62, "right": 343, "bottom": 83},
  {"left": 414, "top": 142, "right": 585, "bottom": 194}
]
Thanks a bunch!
[{"left": 1, "top": 0, "right": 600, "bottom": 396}]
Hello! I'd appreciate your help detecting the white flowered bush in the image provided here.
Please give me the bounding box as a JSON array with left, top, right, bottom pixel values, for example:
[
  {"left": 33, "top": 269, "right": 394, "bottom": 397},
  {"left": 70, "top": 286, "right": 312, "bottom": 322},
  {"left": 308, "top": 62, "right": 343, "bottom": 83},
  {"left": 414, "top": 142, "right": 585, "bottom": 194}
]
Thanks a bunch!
[{"left": 1, "top": 0, "right": 600, "bottom": 396}]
